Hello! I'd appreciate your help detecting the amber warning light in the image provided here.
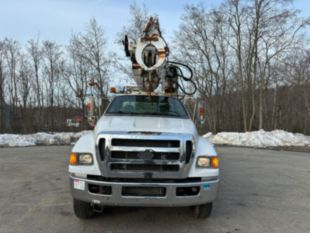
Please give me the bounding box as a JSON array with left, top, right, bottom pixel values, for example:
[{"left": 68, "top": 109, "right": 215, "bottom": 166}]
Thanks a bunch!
[{"left": 110, "top": 87, "right": 117, "bottom": 93}]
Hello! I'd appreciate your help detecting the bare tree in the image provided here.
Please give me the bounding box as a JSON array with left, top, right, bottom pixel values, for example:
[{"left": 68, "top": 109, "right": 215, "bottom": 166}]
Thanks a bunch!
[
  {"left": 64, "top": 35, "right": 92, "bottom": 127},
  {"left": 71, "top": 18, "right": 112, "bottom": 114},
  {"left": 119, "top": 3, "right": 151, "bottom": 42},
  {"left": 43, "top": 40, "right": 62, "bottom": 131},
  {"left": 28, "top": 38, "right": 43, "bottom": 108},
  {"left": 175, "top": 4, "right": 232, "bottom": 132},
  {"left": 175, "top": 0, "right": 309, "bottom": 133},
  {"left": 0, "top": 41, "right": 6, "bottom": 132},
  {"left": 249, "top": 0, "right": 308, "bottom": 129},
  {"left": 4, "top": 39, "right": 20, "bottom": 123},
  {"left": 18, "top": 53, "right": 32, "bottom": 132}
]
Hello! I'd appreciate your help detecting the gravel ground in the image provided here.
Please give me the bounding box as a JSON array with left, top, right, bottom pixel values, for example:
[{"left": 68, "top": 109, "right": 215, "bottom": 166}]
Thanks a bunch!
[{"left": 0, "top": 146, "right": 309, "bottom": 233}]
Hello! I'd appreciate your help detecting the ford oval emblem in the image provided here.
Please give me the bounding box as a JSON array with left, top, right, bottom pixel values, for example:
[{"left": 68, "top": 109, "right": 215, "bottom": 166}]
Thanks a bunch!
[{"left": 138, "top": 149, "right": 154, "bottom": 160}]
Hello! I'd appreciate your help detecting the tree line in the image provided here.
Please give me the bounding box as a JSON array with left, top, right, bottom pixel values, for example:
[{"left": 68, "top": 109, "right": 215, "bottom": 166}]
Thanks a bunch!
[
  {"left": 174, "top": 0, "right": 310, "bottom": 134},
  {"left": 0, "top": 19, "right": 114, "bottom": 133},
  {"left": 0, "top": 0, "right": 309, "bottom": 134}
]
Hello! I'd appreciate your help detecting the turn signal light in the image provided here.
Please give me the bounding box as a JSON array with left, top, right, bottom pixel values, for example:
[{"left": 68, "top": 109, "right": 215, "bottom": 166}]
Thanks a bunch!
[
  {"left": 70, "top": 153, "right": 78, "bottom": 165},
  {"left": 211, "top": 157, "right": 219, "bottom": 168}
]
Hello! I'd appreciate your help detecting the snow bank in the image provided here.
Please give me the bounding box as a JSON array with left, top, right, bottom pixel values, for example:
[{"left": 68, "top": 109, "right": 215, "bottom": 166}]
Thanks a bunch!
[
  {"left": 0, "top": 131, "right": 91, "bottom": 147},
  {"left": 203, "top": 129, "right": 310, "bottom": 148},
  {"left": 1, "top": 129, "right": 309, "bottom": 148}
]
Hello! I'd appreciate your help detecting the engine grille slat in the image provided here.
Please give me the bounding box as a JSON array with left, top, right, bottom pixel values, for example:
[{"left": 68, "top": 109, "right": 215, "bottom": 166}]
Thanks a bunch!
[
  {"left": 112, "top": 139, "right": 180, "bottom": 148},
  {"left": 98, "top": 138, "right": 106, "bottom": 161},
  {"left": 110, "top": 146, "right": 180, "bottom": 153},
  {"left": 185, "top": 141, "right": 193, "bottom": 164},
  {"left": 110, "top": 163, "right": 180, "bottom": 172},
  {"left": 111, "top": 151, "right": 179, "bottom": 160}
]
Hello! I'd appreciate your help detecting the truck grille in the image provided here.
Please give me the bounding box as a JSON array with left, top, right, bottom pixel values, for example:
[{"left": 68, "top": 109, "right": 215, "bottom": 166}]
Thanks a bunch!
[{"left": 97, "top": 133, "right": 194, "bottom": 179}]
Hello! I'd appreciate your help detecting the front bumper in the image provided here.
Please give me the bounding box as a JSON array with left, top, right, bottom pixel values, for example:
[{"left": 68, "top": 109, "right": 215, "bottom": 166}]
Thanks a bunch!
[{"left": 70, "top": 175, "right": 219, "bottom": 207}]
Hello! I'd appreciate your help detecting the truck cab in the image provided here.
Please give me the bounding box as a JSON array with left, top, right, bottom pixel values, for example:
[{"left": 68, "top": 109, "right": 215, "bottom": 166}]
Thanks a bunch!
[{"left": 69, "top": 94, "right": 219, "bottom": 219}]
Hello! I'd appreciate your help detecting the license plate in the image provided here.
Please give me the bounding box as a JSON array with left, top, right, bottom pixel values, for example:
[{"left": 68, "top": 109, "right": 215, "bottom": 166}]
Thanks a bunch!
[{"left": 73, "top": 180, "right": 85, "bottom": 190}]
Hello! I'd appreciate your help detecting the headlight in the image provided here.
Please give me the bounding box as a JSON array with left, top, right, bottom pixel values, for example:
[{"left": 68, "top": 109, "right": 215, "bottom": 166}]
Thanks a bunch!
[
  {"left": 70, "top": 153, "right": 93, "bottom": 165},
  {"left": 197, "top": 156, "right": 210, "bottom": 167},
  {"left": 79, "top": 154, "right": 93, "bottom": 164},
  {"left": 196, "top": 156, "right": 219, "bottom": 168}
]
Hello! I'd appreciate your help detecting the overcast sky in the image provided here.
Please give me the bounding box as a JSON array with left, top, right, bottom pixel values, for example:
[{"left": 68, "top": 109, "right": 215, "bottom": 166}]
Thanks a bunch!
[{"left": 0, "top": 0, "right": 309, "bottom": 55}]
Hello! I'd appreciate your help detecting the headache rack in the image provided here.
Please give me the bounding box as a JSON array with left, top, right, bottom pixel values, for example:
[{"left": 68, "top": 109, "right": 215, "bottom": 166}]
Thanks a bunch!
[{"left": 96, "top": 132, "right": 195, "bottom": 179}]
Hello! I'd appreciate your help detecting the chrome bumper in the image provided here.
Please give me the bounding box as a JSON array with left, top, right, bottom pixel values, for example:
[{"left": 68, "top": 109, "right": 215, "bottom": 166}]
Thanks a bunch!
[{"left": 70, "top": 175, "right": 219, "bottom": 207}]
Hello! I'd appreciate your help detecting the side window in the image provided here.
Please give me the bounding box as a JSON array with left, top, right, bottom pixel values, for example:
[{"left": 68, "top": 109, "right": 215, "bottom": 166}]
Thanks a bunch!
[
  {"left": 168, "top": 98, "right": 186, "bottom": 116},
  {"left": 169, "top": 99, "right": 176, "bottom": 112}
]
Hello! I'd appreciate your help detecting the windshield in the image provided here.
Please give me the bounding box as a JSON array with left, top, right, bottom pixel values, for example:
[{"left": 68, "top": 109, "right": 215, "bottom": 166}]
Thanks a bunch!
[{"left": 105, "top": 95, "right": 189, "bottom": 118}]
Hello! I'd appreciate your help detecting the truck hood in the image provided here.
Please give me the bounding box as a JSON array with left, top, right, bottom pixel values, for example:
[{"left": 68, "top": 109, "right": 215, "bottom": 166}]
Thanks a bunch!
[{"left": 95, "top": 116, "right": 197, "bottom": 135}]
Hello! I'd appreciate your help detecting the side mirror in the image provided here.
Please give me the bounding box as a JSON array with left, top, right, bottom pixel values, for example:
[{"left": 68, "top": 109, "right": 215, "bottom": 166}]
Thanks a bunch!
[
  {"left": 198, "top": 105, "right": 206, "bottom": 125},
  {"left": 85, "top": 96, "right": 96, "bottom": 129}
]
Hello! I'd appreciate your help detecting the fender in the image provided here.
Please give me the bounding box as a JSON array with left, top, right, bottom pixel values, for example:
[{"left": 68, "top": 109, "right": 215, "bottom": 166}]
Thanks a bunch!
[
  {"left": 188, "top": 136, "right": 219, "bottom": 178},
  {"left": 68, "top": 131, "right": 101, "bottom": 175}
]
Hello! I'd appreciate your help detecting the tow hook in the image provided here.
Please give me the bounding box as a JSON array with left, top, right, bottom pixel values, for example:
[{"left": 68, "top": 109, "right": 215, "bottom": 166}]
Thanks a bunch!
[{"left": 91, "top": 200, "right": 104, "bottom": 213}]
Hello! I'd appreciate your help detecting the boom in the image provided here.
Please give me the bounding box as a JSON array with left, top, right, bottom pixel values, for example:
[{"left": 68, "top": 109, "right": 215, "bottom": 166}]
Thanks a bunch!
[{"left": 122, "top": 17, "right": 197, "bottom": 95}]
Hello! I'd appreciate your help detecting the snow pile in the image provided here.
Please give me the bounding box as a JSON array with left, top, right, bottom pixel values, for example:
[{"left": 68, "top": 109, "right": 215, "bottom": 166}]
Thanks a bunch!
[
  {"left": 203, "top": 129, "right": 310, "bottom": 148},
  {"left": 0, "top": 131, "right": 91, "bottom": 147},
  {"left": 1, "top": 129, "right": 309, "bottom": 148},
  {"left": 0, "top": 134, "right": 37, "bottom": 147}
]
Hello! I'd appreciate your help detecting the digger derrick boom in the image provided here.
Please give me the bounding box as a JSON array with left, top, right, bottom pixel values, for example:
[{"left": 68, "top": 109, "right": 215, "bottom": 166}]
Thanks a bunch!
[{"left": 122, "top": 17, "right": 196, "bottom": 95}]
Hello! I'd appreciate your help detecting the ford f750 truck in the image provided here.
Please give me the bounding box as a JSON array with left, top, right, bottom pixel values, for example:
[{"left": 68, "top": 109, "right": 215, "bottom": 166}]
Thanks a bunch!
[{"left": 68, "top": 94, "right": 219, "bottom": 219}]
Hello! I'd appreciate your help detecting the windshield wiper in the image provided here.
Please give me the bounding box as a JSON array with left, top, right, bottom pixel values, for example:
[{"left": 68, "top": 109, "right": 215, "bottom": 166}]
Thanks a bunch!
[
  {"left": 143, "top": 112, "right": 181, "bottom": 117},
  {"left": 108, "top": 110, "right": 136, "bottom": 115}
]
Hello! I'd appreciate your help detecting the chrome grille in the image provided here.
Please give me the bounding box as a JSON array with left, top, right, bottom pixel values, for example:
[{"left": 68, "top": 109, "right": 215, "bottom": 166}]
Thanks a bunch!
[{"left": 96, "top": 132, "right": 194, "bottom": 179}]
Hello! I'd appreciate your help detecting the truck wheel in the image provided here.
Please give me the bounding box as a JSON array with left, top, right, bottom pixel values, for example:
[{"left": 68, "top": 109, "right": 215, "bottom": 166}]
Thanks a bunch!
[
  {"left": 194, "top": 203, "right": 213, "bottom": 219},
  {"left": 73, "top": 199, "right": 95, "bottom": 219}
]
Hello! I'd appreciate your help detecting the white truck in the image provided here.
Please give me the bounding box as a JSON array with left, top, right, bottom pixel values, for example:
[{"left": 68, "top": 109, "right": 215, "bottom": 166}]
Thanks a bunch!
[{"left": 68, "top": 17, "right": 219, "bottom": 219}]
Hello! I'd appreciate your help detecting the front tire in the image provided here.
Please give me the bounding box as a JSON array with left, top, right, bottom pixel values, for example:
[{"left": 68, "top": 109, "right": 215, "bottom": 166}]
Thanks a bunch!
[
  {"left": 194, "top": 203, "right": 213, "bottom": 219},
  {"left": 73, "top": 198, "right": 95, "bottom": 219}
]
